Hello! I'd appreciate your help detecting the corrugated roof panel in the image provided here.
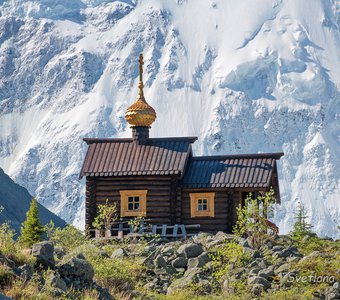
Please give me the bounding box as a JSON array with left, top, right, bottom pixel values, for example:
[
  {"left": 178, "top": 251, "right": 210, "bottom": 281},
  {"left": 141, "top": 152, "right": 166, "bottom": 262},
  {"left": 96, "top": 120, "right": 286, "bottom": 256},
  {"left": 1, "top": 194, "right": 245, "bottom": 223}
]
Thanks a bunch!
[
  {"left": 80, "top": 137, "right": 197, "bottom": 178},
  {"left": 181, "top": 153, "right": 283, "bottom": 188}
]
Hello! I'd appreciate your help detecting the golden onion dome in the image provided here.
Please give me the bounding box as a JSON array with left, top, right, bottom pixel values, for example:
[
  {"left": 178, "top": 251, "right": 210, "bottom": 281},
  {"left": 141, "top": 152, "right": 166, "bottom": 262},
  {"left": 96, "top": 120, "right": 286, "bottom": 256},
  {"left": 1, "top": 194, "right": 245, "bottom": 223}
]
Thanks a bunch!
[{"left": 125, "top": 54, "right": 156, "bottom": 127}]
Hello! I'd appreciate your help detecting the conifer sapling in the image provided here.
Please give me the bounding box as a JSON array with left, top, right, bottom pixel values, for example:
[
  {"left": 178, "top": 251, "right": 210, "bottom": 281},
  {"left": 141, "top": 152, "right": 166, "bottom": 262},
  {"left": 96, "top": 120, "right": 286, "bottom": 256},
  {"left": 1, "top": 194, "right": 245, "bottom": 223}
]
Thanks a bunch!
[{"left": 19, "top": 198, "right": 45, "bottom": 246}]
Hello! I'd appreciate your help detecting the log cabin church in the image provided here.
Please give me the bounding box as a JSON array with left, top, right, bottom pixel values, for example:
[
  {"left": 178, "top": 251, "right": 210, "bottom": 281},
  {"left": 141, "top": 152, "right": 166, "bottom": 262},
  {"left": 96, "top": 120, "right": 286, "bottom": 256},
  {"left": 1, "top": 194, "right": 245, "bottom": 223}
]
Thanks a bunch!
[{"left": 80, "top": 54, "right": 283, "bottom": 234}]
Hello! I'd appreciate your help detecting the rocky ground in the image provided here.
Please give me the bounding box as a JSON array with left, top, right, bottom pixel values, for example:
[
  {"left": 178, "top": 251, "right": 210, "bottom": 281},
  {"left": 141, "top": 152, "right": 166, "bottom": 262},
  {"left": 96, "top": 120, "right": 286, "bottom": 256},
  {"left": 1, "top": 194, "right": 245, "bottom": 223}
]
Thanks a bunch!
[{"left": 0, "top": 231, "right": 340, "bottom": 299}]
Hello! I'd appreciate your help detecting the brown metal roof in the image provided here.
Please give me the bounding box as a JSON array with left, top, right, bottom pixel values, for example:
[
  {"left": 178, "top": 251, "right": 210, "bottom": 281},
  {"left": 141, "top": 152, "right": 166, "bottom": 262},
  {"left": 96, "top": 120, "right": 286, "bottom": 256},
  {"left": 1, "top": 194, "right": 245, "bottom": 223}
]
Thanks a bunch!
[
  {"left": 181, "top": 153, "right": 284, "bottom": 188},
  {"left": 80, "top": 137, "right": 198, "bottom": 178}
]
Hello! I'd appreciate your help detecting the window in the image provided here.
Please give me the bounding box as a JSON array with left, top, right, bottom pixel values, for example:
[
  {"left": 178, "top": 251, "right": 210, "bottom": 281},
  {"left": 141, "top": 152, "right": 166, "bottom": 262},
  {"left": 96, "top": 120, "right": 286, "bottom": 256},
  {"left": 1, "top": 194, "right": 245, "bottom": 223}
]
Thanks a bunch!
[
  {"left": 240, "top": 191, "right": 260, "bottom": 207},
  {"left": 190, "top": 192, "right": 215, "bottom": 218},
  {"left": 120, "top": 190, "right": 147, "bottom": 217}
]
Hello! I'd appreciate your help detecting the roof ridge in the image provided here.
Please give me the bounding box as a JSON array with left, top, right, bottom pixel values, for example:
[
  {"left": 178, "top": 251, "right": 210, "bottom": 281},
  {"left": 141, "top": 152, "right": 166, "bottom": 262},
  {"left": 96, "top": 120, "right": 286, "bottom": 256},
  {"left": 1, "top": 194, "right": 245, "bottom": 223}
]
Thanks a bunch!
[
  {"left": 83, "top": 137, "right": 198, "bottom": 144},
  {"left": 191, "top": 152, "right": 284, "bottom": 160}
]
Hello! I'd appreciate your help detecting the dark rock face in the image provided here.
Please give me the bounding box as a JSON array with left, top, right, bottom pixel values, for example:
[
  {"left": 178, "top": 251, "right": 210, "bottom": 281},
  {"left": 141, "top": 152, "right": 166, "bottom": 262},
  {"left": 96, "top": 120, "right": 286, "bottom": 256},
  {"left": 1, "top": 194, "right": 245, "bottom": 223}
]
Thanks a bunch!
[
  {"left": 58, "top": 254, "right": 94, "bottom": 284},
  {"left": 32, "top": 241, "right": 55, "bottom": 269}
]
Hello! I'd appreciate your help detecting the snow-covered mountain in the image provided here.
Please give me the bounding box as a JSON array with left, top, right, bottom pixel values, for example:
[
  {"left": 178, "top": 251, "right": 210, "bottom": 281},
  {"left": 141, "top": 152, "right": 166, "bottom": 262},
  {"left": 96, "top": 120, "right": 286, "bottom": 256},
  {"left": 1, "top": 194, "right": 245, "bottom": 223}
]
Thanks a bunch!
[{"left": 0, "top": 0, "right": 339, "bottom": 237}]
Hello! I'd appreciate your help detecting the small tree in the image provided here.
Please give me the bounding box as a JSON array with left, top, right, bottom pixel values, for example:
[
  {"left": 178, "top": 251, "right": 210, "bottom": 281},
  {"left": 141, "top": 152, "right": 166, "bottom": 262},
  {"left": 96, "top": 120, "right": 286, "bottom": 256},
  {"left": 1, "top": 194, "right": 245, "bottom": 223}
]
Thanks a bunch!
[
  {"left": 233, "top": 188, "right": 277, "bottom": 249},
  {"left": 19, "top": 198, "right": 45, "bottom": 247},
  {"left": 291, "top": 202, "right": 313, "bottom": 240},
  {"left": 92, "top": 199, "right": 118, "bottom": 231}
]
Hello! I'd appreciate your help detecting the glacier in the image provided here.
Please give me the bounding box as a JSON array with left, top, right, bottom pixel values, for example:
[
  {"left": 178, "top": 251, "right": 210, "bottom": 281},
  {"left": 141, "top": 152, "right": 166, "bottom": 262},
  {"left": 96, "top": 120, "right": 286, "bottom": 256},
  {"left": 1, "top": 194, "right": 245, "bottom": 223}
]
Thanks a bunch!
[{"left": 0, "top": 0, "right": 339, "bottom": 237}]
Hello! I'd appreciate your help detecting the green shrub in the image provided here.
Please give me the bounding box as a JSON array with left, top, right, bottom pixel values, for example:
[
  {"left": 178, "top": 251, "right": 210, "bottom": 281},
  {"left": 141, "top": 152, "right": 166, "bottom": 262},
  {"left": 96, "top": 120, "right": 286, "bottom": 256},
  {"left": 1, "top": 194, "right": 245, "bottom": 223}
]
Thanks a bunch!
[
  {"left": 210, "top": 241, "right": 250, "bottom": 288},
  {"left": 233, "top": 188, "right": 277, "bottom": 249},
  {"left": 90, "top": 256, "right": 143, "bottom": 291},
  {"left": 46, "top": 221, "right": 86, "bottom": 251},
  {"left": 0, "top": 222, "right": 16, "bottom": 257},
  {"left": 92, "top": 199, "right": 118, "bottom": 231}
]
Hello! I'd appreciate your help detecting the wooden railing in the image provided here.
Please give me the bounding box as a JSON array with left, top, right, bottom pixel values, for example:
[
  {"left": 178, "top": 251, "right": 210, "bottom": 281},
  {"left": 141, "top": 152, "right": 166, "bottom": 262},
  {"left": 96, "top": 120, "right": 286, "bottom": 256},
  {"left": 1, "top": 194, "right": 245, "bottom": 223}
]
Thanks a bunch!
[{"left": 89, "top": 222, "right": 200, "bottom": 239}]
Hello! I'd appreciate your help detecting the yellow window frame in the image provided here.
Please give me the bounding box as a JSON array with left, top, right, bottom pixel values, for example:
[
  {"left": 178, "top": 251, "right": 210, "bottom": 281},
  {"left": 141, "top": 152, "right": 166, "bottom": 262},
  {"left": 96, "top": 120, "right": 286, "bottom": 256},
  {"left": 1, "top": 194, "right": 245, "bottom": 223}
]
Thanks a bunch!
[
  {"left": 120, "top": 190, "right": 147, "bottom": 217},
  {"left": 190, "top": 192, "right": 215, "bottom": 218}
]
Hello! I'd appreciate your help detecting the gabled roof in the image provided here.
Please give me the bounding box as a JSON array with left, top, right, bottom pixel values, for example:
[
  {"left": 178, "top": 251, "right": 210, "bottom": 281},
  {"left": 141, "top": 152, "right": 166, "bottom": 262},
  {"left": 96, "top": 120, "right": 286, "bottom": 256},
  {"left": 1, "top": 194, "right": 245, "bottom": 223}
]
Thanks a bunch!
[
  {"left": 80, "top": 137, "right": 197, "bottom": 178},
  {"left": 181, "top": 153, "right": 284, "bottom": 188}
]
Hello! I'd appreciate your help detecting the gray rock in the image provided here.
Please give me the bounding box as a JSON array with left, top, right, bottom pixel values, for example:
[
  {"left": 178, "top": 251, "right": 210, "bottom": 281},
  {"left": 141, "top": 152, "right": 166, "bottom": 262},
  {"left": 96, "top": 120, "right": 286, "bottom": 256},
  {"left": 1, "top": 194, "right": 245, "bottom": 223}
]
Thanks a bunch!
[
  {"left": 177, "top": 243, "right": 203, "bottom": 258},
  {"left": 243, "top": 247, "right": 261, "bottom": 259},
  {"left": 155, "top": 255, "right": 167, "bottom": 269},
  {"left": 206, "top": 239, "right": 223, "bottom": 248},
  {"left": 171, "top": 257, "right": 187, "bottom": 268},
  {"left": 163, "top": 265, "right": 176, "bottom": 276},
  {"left": 144, "top": 282, "right": 157, "bottom": 290},
  {"left": 167, "top": 269, "right": 200, "bottom": 295},
  {"left": 58, "top": 256, "right": 94, "bottom": 282},
  {"left": 258, "top": 266, "right": 275, "bottom": 279},
  {"left": 251, "top": 284, "right": 265, "bottom": 296},
  {"left": 279, "top": 246, "right": 301, "bottom": 258},
  {"left": 18, "top": 264, "right": 34, "bottom": 281},
  {"left": 187, "top": 257, "right": 204, "bottom": 269},
  {"left": 286, "top": 256, "right": 301, "bottom": 263},
  {"left": 45, "top": 272, "right": 68, "bottom": 292},
  {"left": 0, "top": 254, "right": 16, "bottom": 269},
  {"left": 272, "top": 245, "right": 284, "bottom": 252},
  {"left": 249, "top": 267, "right": 261, "bottom": 276},
  {"left": 333, "top": 282, "right": 340, "bottom": 292},
  {"left": 248, "top": 276, "right": 271, "bottom": 290},
  {"left": 198, "top": 252, "right": 210, "bottom": 264},
  {"left": 32, "top": 241, "right": 55, "bottom": 269},
  {"left": 325, "top": 291, "right": 340, "bottom": 300},
  {"left": 274, "top": 263, "right": 290, "bottom": 275},
  {"left": 175, "top": 268, "right": 185, "bottom": 273},
  {"left": 161, "top": 245, "right": 175, "bottom": 256},
  {"left": 111, "top": 248, "right": 126, "bottom": 259},
  {"left": 54, "top": 247, "right": 66, "bottom": 260},
  {"left": 254, "top": 258, "right": 267, "bottom": 269}
]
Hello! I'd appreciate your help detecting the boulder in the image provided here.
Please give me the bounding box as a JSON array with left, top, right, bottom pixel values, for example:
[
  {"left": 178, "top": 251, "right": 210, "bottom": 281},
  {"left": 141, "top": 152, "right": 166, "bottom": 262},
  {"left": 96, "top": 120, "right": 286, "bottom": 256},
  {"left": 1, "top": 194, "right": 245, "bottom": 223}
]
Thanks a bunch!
[
  {"left": 32, "top": 241, "right": 55, "bottom": 269},
  {"left": 161, "top": 245, "right": 175, "bottom": 256},
  {"left": 187, "top": 257, "right": 204, "bottom": 269},
  {"left": 111, "top": 248, "right": 127, "bottom": 259},
  {"left": 167, "top": 270, "right": 199, "bottom": 295},
  {"left": 155, "top": 255, "right": 167, "bottom": 269},
  {"left": 333, "top": 282, "right": 340, "bottom": 292},
  {"left": 325, "top": 291, "right": 340, "bottom": 300},
  {"left": 44, "top": 272, "right": 68, "bottom": 292},
  {"left": 54, "top": 247, "right": 66, "bottom": 260},
  {"left": 177, "top": 243, "right": 203, "bottom": 258},
  {"left": 171, "top": 257, "right": 187, "bottom": 268},
  {"left": 248, "top": 276, "right": 271, "bottom": 290},
  {"left": 18, "top": 264, "right": 34, "bottom": 281},
  {"left": 258, "top": 266, "right": 275, "bottom": 280},
  {"left": 274, "top": 263, "right": 290, "bottom": 275},
  {"left": 58, "top": 255, "right": 94, "bottom": 283},
  {"left": 251, "top": 284, "right": 265, "bottom": 296},
  {"left": 0, "top": 254, "right": 16, "bottom": 269}
]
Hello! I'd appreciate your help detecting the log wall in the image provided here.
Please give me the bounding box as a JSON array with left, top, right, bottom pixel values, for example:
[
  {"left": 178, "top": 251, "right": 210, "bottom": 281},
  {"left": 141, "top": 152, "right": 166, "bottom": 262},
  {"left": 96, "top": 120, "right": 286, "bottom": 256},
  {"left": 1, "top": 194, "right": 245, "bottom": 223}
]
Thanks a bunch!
[
  {"left": 86, "top": 176, "right": 179, "bottom": 228},
  {"left": 181, "top": 188, "right": 234, "bottom": 233}
]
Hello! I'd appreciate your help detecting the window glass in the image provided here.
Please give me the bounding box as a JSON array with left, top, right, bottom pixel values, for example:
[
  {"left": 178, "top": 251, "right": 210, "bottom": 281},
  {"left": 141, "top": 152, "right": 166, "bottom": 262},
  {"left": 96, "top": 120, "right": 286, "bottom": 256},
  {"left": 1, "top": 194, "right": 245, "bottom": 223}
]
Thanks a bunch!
[
  {"left": 127, "top": 196, "right": 140, "bottom": 211},
  {"left": 197, "top": 198, "right": 208, "bottom": 211}
]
